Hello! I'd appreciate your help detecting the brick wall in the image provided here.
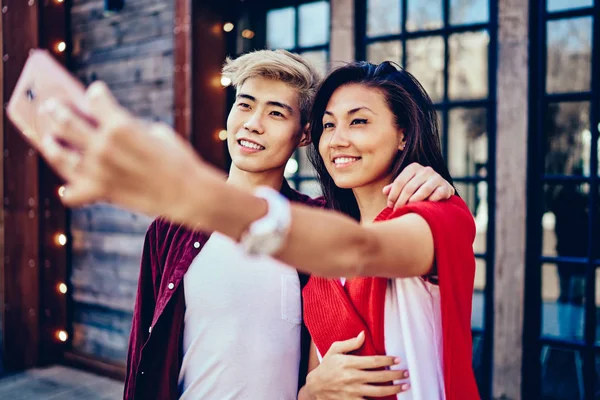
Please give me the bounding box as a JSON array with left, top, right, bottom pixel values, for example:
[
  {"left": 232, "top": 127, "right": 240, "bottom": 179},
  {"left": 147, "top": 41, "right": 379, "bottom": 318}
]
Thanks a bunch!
[{"left": 69, "top": 0, "right": 173, "bottom": 363}]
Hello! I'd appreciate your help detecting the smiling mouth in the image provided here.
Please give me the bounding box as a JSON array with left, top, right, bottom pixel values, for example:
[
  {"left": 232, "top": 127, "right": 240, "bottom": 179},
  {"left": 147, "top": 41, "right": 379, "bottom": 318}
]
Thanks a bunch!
[
  {"left": 238, "top": 139, "right": 265, "bottom": 151},
  {"left": 333, "top": 156, "right": 361, "bottom": 167}
]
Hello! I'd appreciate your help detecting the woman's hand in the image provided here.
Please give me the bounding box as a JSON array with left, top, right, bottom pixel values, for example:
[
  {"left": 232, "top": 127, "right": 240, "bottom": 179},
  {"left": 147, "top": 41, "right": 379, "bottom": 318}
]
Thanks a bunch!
[
  {"left": 38, "top": 81, "right": 222, "bottom": 225},
  {"left": 304, "top": 332, "right": 410, "bottom": 399}
]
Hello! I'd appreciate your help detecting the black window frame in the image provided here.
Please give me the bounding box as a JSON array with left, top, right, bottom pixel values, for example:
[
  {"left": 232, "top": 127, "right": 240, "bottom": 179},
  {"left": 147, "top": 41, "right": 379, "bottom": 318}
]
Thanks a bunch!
[{"left": 525, "top": 1, "right": 599, "bottom": 399}]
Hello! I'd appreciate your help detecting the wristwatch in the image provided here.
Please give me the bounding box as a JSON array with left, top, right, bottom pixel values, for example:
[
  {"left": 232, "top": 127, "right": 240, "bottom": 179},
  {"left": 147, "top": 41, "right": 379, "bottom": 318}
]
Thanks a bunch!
[{"left": 240, "top": 186, "right": 292, "bottom": 256}]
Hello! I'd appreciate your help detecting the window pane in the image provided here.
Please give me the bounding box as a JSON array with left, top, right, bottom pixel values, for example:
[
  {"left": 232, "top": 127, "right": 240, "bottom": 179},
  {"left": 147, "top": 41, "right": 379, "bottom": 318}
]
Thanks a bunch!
[
  {"left": 541, "top": 346, "right": 584, "bottom": 400},
  {"left": 300, "top": 50, "right": 328, "bottom": 76},
  {"left": 472, "top": 262, "right": 485, "bottom": 330},
  {"left": 450, "top": 0, "right": 489, "bottom": 25},
  {"left": 407, "top": 0, "right": 443, "bottom": 31},
  {"left": 299, "top": 180, "right": 322, "bottom": 198},
  {"left": 542, "top": 183, "right": 594, "bottom": 261},
  {"left": 454, "top": 182, "right": 488, "bottom": 254},
  {"left": 542, "top": 261, "right": 586, "bottom": 341},
  {"left": 367, "top": 41, "right": 403, "bottom": 65},
  {"left": 544, "top": 102, "right": 590, "bottom": 176},
  {"left": 299, "top": 1, "right": 330, "bottom": 47},
  {"left": 448, "top": 107, "right": 488, "bottom": 177},
  {"left": 297, "top": 146, "right": 318, "bottom": 178},
  {"left": 547, "top": 0, "right": 593, "bottom": 12},
  {"left": 472, "top": 331, "right": 486, "bottom": 394},
  {"left": 546, "top": 17, "right": 592, "bottom": 94},
  {"left": 448, "top": 31, "right": 489, "bottom": 100},
  {"left": 406, "top": 36, "right": 445, "bottom": 102},
  {"left": 367, "top": 0, "right": 401, "bottom": 37},
  {"left": 267, "top": 7, "right": 296, "bottom": 49}
]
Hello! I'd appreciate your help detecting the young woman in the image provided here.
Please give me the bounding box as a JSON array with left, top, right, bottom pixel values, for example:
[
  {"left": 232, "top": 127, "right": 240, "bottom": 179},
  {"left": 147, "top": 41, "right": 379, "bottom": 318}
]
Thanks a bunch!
[
  {"left": 39, "top": 61, "right": 478, "bottom": 400},
  {"left": 296, "top": 61, "right": 478, "bottom": 400}
]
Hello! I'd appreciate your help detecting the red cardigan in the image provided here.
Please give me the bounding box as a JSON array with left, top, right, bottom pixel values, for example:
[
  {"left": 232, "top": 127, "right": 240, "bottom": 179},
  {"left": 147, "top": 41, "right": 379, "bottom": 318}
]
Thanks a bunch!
[{"left": 303, "top": 196, "right": 480, "bottom": 400}]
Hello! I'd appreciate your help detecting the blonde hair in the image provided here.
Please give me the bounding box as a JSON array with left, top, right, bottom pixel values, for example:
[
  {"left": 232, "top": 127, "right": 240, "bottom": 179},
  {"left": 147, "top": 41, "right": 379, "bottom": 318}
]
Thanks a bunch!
[{"left": 222, "top": 49, "right": 322, "bottom": 125}]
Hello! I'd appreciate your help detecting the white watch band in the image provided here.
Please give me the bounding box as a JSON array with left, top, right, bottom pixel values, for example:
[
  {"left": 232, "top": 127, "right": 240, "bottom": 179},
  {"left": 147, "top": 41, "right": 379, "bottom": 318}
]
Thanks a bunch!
[{"left": 240, "top": 186, "right": 292, "bottom": 256}]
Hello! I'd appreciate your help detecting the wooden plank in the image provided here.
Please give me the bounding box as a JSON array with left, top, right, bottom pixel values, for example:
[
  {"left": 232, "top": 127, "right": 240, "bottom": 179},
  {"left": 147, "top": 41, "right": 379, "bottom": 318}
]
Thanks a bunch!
[
  {"left": 2, "top": 0, "right": 40, "bottom": 371},
  {"left": 189, "top": 0, "right": 227, "bottom": 168},
  {"left": 70, "top": 205, "right": 152, "bottom": 234},
  {"left": 2, "top": 211, "right": 40, "bottom": 370},
  {"left": 174, "top": 0, "right": 191, "bottom": 138},
  {"left": 493, "top": 0, "right": 529, "bottom": 398}
]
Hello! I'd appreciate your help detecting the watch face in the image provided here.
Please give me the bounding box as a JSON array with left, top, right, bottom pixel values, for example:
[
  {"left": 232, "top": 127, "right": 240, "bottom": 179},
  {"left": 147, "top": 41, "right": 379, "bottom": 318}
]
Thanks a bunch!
[{"left": 246, "top": 231, "right": 283, "bottom": 256}]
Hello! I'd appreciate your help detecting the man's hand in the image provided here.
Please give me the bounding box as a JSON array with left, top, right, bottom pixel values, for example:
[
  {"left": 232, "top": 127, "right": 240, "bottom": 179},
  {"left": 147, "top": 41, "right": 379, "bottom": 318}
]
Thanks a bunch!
[
  {"left": 384, "top": 163, "right": 455, "bottom": 210},
  {"left": 304, "top": 332, "right": 410, "bottom": 399}
]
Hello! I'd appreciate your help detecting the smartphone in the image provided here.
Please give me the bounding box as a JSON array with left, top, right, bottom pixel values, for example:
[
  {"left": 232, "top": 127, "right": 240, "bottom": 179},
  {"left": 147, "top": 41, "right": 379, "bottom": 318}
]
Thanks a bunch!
[{"left": 6, "top": 49, "right": 87, "bottom": 148}]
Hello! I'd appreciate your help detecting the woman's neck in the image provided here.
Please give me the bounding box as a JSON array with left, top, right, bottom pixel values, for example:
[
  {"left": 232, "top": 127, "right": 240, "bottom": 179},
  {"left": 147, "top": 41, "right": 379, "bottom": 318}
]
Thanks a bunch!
[{"left": 352, "top": 175, "right": 392, "bottom": 224}]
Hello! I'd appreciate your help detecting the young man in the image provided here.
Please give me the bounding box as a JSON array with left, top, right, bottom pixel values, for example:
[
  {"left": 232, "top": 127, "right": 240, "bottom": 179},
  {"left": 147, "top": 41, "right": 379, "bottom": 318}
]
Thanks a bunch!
[{"left": 40, "top": 50, "right": 455, "bottom": 399}]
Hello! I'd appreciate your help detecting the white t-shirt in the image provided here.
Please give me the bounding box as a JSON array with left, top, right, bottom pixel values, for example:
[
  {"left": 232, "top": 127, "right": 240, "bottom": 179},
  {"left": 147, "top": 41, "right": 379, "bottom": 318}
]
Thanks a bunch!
[
  {"left": 319, "top": 277, "right": 446, "bottom": 400},
  {"left": 178, "top": 232, "right": 302, "bottom": 400}
]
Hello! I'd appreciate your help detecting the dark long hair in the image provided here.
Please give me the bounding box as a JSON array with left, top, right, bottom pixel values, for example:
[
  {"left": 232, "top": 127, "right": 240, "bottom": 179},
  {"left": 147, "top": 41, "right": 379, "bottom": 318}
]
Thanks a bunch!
[{"left": 308, "top": 61, "right": 454, "bottom": 221}]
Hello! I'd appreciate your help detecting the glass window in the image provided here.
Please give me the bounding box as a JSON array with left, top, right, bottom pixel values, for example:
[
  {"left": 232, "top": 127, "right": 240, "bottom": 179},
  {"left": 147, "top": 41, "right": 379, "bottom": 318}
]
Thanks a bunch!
[
  {"left": 266, "top": 7, "right": 296, "bottom": 50},
  {"left": 299, "top": 50, "right": 329, "bottom": 76},
  {"left": 544, "top": 102, "right": 590, "bottom": 176},
  {"left": 546, "top": 17, "right": 593, "bottom": 94},
  {"left": 448, "top": 107, "right": 488, "bottom": 177},
  {"left": 299, "top": 1, "right": 330, "bottom": 47},
  {"left": 367, "top": 0, "right": 401, "bottom": 37},
  {"left": 450, "top": 0, "right": 490, "bottom": 25},
  {"left": 448, "top": 31, "right": 489, "bottom": 100},
  {"left": 406, "top": 0, "right": 443, "bottom": 31},
  {"left": 547, "top": 0, "right": 594, "bottom": 12},
  {"left": 406, "top": 36, "right": 445, "bottom": 102},
  {"left": 367, "top": 41, "right": 403, "bottom": 65}
]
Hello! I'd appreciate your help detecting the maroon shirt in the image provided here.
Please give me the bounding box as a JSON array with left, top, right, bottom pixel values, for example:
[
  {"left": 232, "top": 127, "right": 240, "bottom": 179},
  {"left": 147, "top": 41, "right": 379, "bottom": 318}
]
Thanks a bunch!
[{"left": 123, "top": 181, "right": 325, "bottom": 399}]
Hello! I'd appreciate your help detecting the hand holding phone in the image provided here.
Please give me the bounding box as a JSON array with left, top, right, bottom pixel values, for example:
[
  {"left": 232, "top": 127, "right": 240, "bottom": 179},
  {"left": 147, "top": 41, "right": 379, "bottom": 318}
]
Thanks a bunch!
[{"left": 6, "top": 49, "right": 89, "bottom": 148}]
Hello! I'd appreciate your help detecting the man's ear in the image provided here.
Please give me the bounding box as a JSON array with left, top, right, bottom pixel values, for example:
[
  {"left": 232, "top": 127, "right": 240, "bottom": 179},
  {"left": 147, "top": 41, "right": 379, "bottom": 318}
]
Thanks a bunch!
[{"left": 298, "top": 123, "right": 312, "bottom": 147}]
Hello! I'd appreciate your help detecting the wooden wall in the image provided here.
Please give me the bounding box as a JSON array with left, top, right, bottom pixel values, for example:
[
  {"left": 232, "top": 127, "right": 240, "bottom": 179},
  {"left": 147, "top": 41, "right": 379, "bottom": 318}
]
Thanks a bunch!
[
  {"left": 67, "top": 0, "right": 171, "bottom": 365},
  {"left": 1, "top": 0, "right": 41, "bottom": 372}
]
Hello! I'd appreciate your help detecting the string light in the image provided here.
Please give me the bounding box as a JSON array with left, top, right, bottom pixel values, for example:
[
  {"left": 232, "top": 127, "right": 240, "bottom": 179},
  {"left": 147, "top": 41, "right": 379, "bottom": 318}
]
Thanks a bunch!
[
  {"left": 55, "top": 0, "right": 64, "bottom": 3},
  {"left": 58, "top": 283, "right": 68, "bottom": 294},
  {"left": 58, "top": 186, "right": 66, "bottom": 198},
  {"left": 218, "top": 130, "right": 228, "bottom": 141},
  {"left": 57, "top": 330, "right": 68, "bottom": 342},
  {"left": 223, "top": 22, "right": 234, "bottom": 32},
  {"left": 220, "top": 76, "right": 232, "bottom": 87},
  {"left": 56, "top": 42, "right": 66, "bottom": 53},
  {"left": 284, "top": 159, "right": 299, "bottom": 177},
  {"left": 56, "top": 233, "right": 67, "bottom": 246},
  {"left": 241, "top": 29, "right": 255, "bottom": 39}
]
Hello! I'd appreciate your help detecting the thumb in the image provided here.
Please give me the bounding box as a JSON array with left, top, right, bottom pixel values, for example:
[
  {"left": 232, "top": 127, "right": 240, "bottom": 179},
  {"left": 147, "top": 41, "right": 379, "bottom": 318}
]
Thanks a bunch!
[{"left": 327, "top": 331, "right": 365, "bottom": 355}]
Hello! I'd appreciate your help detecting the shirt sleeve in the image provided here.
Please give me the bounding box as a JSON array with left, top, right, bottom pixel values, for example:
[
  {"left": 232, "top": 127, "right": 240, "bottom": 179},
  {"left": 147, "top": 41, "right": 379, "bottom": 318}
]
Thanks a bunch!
[{"left": 380, "top": 196, "right": 476, "bottom": 286}]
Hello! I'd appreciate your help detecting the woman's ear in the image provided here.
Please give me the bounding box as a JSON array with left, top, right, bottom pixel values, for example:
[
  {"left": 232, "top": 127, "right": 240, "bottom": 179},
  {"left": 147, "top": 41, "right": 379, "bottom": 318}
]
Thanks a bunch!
[
  {"left": 298, "top": 123, "right": 312, "bottom": 147},
  {"left": 398, "top": 128, "right": 406, "bottom": 151}
]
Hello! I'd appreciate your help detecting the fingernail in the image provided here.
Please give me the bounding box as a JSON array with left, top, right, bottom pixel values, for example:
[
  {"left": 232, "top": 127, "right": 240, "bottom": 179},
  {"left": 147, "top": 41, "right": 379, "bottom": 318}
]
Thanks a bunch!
[
  {"left": 404, "top": 370, "right": 409, "bottom": 378},
  {"left": 394, "top": 357, "right": 401, "bottom": 364},
  {"left": 401, "top": 383, "right": 410, "bottom": 391}
]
